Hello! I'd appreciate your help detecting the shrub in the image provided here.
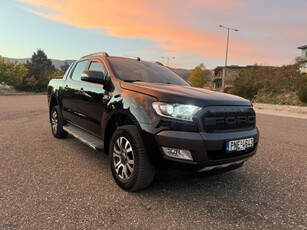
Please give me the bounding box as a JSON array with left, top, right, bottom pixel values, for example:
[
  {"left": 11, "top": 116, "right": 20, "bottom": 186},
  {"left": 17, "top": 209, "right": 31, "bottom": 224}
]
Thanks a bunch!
[{"left": 297, "top": 79, "right": 307, "bottom": 103}]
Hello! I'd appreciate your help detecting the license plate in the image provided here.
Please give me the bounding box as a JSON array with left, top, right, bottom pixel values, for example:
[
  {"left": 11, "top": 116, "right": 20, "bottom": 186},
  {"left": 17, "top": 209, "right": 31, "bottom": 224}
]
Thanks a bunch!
[{"left": 226, "top": 138, "right": 254, "bottom": 152}]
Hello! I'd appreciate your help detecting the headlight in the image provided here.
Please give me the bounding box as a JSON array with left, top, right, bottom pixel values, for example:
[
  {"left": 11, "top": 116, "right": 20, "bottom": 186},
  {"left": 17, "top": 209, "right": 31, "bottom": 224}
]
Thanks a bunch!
[{"left": 152, "top": 102, "right": 202, "bottom": 121}]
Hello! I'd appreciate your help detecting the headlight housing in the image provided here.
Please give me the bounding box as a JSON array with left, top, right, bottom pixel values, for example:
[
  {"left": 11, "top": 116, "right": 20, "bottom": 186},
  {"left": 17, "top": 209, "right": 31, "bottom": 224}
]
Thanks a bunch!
[{"left": 152, "top": 102, "right": 202, "bottom": 122}]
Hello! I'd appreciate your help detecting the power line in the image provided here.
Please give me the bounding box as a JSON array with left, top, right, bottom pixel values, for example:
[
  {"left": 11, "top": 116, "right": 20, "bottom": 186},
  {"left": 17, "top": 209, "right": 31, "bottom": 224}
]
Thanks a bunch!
[{"left": 161, "top": 56, "right": 175, "bottom": 67}]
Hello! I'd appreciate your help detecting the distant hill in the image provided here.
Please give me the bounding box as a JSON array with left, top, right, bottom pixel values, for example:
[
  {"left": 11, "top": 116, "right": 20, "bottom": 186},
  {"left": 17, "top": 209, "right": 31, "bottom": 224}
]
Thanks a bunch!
[
  {"left": 4, "top": 57, "right": 75, "bottom": 70},
  {"left": 170, "top": 68, "right": 192, "bottom": 81},
  {"left": 170, "top": 67, "right": 213, "bottom": 82},
  {"left": 3, "top": 56, "right": 205, "bottom": 81}
]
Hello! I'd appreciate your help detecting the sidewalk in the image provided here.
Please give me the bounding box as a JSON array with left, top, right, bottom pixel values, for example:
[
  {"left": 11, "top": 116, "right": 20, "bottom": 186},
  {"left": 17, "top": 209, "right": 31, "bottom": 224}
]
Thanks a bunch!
[{"left": 253, "top": 103, "right": 307, "bottom": 119}]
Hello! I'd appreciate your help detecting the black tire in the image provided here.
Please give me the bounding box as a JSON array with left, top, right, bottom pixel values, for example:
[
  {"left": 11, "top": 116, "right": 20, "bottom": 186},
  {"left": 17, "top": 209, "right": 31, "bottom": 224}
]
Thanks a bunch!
[
  {"left": 50, "top": 106, "right": 68, "bottom": 138},
  {"left": 109, "top": 125, "right": 156, "bottom": 192}
]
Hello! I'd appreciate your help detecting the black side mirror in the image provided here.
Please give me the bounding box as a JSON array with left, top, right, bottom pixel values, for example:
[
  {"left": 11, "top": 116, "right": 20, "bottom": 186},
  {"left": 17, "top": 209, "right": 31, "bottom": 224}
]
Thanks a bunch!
[{"left": 81, "top": 70, "right": 106, "bottom": 84}]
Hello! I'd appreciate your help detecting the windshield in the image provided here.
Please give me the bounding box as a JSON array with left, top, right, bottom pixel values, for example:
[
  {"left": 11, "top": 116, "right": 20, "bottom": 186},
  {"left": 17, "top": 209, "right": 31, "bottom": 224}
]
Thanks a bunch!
[{"left": 109, "top": 57, "right": 189, "bottom": 86}]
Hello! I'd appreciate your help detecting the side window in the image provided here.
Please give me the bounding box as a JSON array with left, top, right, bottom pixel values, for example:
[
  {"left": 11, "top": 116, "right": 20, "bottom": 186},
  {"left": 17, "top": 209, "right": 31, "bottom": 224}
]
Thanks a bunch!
[
  {"left": 63, "top": 62, "right": 74, "bottom": 79},
  {"left": 89, "top": 61, "right": 106, "bottom": 74},
  {"left": 71, "top": 60, "right": 88, "bottom": 81}
]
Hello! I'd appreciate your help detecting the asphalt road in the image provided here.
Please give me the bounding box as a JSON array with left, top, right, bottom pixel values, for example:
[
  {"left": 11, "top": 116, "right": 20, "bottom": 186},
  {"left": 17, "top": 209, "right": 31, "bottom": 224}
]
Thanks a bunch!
[{"left": 0, "top": 95, "right": 306, "bottom": 230}]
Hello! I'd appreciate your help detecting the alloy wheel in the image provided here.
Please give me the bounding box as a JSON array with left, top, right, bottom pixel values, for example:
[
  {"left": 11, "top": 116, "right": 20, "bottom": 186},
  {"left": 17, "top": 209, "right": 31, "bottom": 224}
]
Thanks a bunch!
[
  {"left": 112, "top": 137, "right": 135, "bottom": 180},
  {"left": 51, "top": 110, "right": 58, "bottom": 134}
]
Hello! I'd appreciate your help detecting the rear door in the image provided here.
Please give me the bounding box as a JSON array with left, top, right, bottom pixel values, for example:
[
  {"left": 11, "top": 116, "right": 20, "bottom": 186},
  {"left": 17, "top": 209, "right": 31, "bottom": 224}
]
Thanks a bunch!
[{"left": 61, "top": 60, "right": 89, "bottom": 125}]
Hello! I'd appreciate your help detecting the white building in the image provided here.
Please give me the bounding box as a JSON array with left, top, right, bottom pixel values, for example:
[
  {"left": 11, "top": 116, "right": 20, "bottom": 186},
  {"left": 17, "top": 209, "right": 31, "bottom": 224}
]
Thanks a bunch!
[{"left": 298, "top": 45, "right": 307, "bottom": 74}]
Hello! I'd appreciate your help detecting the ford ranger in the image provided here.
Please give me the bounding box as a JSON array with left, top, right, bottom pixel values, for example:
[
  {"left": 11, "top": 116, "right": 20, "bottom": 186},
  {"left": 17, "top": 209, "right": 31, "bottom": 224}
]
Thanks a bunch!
[{"left": 47, "top": 52, "right": 259, "bottom": 191}]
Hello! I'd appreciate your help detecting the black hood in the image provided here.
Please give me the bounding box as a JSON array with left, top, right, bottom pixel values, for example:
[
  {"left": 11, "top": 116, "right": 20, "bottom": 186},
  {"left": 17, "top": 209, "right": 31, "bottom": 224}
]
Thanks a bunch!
[{"left": 120, "top": 82, "right": 252, "bottom": 107}]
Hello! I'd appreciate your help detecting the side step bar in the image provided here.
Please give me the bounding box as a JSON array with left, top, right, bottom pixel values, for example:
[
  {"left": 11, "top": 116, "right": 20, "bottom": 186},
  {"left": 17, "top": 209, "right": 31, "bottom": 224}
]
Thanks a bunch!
[{"left": 63, "top": 124, "right": 104, "bottom": 151}]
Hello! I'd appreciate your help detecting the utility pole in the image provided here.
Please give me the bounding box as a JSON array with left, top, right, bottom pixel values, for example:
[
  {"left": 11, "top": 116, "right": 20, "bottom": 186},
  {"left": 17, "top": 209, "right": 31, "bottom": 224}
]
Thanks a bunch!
[
  {"left": 161, "top": 56, "right": 175, "bottom": 67},
  {"left": 219, "top": 25, "right": 238, "bottom": 90}
]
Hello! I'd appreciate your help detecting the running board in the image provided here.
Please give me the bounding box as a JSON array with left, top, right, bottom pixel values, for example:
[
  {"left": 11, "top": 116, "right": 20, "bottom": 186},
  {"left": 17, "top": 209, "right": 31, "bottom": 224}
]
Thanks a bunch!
[{"left": 63, "top": 125, "right": 104, "bottom": 151}]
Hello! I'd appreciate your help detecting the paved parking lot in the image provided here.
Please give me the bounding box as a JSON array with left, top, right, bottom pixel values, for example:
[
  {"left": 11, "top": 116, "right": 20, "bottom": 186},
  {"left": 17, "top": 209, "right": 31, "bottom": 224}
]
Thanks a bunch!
[{"left": 0, "top": 95, "right": 306, "bottom": 229}]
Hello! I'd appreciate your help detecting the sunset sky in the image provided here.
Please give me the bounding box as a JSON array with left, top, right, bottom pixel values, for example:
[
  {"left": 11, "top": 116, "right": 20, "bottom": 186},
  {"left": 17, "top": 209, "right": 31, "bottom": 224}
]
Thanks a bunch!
[{"left": 0, "top": 0, "right": 306, "bottom": 69}]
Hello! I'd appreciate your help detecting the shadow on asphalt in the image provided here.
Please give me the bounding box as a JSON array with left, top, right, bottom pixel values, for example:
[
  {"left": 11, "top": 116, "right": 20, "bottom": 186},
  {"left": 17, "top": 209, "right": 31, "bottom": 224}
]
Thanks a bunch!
[{"left": 65, "top": 135, "right": 265, "bottom": 200}]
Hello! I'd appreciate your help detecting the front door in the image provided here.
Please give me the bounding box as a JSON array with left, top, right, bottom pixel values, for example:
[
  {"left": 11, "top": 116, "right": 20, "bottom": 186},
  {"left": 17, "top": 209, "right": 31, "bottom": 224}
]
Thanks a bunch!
[{"left": 75, "top": 60, "right": 108, "bottom": 137}]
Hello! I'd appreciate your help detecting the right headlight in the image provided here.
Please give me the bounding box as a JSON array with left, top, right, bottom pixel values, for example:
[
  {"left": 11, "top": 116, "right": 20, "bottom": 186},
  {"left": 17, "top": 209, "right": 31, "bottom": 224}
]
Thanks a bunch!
[{"left": 152, "top": 102, "right": 202, "bottom": 122}]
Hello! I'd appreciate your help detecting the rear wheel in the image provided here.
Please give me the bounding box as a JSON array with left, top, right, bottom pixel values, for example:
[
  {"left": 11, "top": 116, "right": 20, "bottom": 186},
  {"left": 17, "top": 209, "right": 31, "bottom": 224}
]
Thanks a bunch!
[
  {"left": 109, "top": 125, "right": 155, "bottom": 192},
  {"left": 50, "top": 106, "right": 68, "bottom": 138}
]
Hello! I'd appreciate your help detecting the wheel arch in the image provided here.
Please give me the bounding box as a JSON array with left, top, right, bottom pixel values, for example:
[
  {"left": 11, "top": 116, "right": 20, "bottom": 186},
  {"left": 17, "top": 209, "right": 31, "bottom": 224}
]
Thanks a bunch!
[
  {"left": 103, "top": 111, "right": 140, "bottom": 155},
  {"left": 49, "top": 96, "right": 60, "bottom": 122}
]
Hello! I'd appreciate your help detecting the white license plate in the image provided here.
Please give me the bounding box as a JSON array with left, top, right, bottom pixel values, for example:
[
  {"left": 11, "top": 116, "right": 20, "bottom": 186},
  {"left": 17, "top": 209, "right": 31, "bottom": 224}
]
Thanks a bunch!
[{"left": 226, "top": 138, "right": 254, "bottom": 152}]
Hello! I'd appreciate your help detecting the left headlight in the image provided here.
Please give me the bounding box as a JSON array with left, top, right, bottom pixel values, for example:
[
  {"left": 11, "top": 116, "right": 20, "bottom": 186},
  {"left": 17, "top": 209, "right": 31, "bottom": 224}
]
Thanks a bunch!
[{"left": 152, "top": 102, "right": 202, "bottom": 122}]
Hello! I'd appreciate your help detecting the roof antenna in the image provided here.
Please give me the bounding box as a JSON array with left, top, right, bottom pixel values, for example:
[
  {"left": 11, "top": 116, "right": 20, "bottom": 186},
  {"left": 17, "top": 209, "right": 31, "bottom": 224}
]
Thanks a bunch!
[{"left": 123, "top": 55, "right": 141, "bottom": 61}]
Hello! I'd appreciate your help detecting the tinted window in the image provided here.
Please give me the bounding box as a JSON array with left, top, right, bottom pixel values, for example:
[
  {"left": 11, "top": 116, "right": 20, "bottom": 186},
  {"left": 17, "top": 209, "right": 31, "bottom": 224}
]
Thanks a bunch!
[
  {"left": 71, "top": 60, "right": 88, "bottom": 81},
  {"left": 89, "top": 61, "right": 105, "bottom": 73},
  {"left": 63, "top": 62, "right": 75, "bottom": 79},
  {"left": 109, "top": 57, "right": 189, "bottom": 86}
]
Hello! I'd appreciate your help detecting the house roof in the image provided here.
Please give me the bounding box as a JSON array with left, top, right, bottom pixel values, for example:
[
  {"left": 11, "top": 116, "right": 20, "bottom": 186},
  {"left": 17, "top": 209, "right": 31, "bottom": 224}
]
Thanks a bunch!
[
  {"left": 298, "top": 45, "right": 307, "bottom": 50},
  {"left": 213, "top": 65, "right": 246, "bottom": 72}
]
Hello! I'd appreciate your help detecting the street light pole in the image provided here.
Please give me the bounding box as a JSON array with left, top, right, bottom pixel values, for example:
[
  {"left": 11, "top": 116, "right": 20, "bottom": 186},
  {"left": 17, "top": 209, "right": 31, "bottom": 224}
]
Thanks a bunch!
[
  {"left": 161, "top": 56, "right": 175, "bottom": 67},
  {"left": 219, "top": 25, "right": 238, "bottom": 90}
]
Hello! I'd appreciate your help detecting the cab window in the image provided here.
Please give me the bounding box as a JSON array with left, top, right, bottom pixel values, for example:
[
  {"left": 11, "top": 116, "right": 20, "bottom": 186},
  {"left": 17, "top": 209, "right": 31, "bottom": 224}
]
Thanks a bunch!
[
  {"left": 89, "top": 61, "right": 106, "bottom": 74},
  {"left": 71, "top": 60, "right": 88, "bottom": 81}
]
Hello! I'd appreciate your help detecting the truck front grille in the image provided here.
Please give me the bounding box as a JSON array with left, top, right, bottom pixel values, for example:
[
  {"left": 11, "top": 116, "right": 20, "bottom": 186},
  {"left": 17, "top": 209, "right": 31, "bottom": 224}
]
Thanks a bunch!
[{"left": 200, "top": 106, "right": 256, "bottom": 133}]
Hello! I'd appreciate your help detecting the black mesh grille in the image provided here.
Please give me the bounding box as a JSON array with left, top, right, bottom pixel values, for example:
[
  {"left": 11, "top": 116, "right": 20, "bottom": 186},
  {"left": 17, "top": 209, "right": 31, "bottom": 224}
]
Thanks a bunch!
[{"left": 201, "top": 107, "right": 256, "bottom": 133}]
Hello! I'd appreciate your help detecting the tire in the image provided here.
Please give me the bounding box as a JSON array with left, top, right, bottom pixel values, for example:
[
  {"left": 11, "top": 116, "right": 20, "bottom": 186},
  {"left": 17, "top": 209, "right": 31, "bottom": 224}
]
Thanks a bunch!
[
  {"left": 50, "top": 106, "right": 68, "bottom": 138},
  {"left": 109, "top": 125, "right": 156, "bottom": 192}
]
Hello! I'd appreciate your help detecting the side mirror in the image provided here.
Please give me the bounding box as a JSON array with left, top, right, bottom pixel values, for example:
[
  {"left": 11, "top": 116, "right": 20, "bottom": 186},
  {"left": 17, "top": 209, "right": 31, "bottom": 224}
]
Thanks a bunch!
[{"left": 81, "top": 70, "right": 106, "bottom": 84}]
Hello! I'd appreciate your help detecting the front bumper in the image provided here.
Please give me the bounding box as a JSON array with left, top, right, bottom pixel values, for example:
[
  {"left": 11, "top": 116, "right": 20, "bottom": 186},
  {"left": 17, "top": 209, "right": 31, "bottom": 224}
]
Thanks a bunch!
[{"left": 156, "top": 128, "right": 259, "bottom": 171}]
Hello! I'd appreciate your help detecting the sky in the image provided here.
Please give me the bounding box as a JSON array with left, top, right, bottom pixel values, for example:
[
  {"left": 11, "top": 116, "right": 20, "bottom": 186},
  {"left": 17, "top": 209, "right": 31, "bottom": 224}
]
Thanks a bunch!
[{"left": 0, "top": 0, "right": 306, "bottom": 69}]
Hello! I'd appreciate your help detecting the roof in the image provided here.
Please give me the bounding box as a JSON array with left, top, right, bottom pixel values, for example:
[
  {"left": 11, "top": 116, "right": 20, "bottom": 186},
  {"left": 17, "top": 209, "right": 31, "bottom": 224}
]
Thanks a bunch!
[
  {"left": 0, "top": 84, "right": 12, "bottom": 89},
  {"left": 298, "top": 45, "right": 307, "bottom": 50},
  {"left": 213, "top": 65, "right": 246, "bottom": 72}
]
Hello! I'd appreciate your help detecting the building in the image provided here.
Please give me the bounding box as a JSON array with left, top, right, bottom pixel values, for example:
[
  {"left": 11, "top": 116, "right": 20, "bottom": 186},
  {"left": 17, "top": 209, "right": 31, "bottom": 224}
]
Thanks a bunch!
[
  {"left": 298, "top": 45, "right": 307, "bottom": 74},
  {"left": 0, "top": 84, "right": 14, "bottom": 94},
  {"left": 212, "top": 65, "right": 245, "bottom": 89}
]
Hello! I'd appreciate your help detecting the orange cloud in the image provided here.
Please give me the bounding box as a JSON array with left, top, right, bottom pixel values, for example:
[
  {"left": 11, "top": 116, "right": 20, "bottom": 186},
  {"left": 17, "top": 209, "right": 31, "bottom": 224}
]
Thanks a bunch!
[{"left": 21, "top": 0, "right": 289, "bottom": 66}]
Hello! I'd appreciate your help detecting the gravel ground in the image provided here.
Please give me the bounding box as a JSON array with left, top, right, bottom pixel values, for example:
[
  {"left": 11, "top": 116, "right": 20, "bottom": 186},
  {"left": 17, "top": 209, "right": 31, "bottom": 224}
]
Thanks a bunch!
[{"left": 0, "top": 95, "right": 306, "bottom": 230}]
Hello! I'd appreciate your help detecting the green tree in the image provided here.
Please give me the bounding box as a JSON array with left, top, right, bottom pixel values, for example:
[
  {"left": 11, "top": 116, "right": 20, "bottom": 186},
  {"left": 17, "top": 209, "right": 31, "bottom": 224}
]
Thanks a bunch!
[
  {"left": 60, "top": 61, "right": 70, "bottom": 73},
  {"left": 0, "top": 56, "right": 28, "bottom": 88},
  {"left": 233, "top": 66, "right": 264, "bottom": 100},
  {"left": 19, "top": 49, "right": 56, "bottom": 91},
  {"left": 233, "top": 60, "right": 306, "bottom": 103},
  {"left": 188, "top": 64, "right": 210, "bottom": 88},
  {"left": 48, "top": 70, "right": 64, "bottom": 81}
]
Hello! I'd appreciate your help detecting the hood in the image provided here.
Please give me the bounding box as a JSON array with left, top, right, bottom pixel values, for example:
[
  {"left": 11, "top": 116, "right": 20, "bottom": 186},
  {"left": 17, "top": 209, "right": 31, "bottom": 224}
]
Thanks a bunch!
[{"left": 120, "top": 82, "right": 252, "bottom": 107}]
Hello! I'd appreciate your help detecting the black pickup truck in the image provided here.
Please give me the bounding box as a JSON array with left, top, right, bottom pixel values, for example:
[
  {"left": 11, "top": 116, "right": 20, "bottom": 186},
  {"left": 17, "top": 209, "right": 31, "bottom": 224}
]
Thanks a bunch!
[{"left": 47, "top": 52, "right": 259, "bottom": 191}]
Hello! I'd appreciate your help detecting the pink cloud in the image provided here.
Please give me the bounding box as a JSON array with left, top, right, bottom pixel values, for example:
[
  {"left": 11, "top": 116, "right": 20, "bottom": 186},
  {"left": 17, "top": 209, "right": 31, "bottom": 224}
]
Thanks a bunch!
[{"left": 20, "top": 0, "right": 305, "bottom": 67}]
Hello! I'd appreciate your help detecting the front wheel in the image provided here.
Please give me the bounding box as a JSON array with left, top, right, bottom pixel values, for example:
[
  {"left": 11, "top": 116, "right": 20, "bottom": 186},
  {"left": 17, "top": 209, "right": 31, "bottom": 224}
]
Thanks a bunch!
[{"left": 109, "top": 125, "right": 155, "bottom": 192}]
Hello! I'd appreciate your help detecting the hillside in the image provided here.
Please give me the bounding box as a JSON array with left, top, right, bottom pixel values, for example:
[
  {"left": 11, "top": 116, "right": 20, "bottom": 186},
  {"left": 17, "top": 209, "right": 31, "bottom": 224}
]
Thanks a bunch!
[
  {"left": 170, "top": 68, "right": 192, "bottom": 81},
  {"left": 3, "top": 56, "right": 194, "bottom": 80},
  {"left": 4, "top": 57, "right": 75, "bottom": 70}
]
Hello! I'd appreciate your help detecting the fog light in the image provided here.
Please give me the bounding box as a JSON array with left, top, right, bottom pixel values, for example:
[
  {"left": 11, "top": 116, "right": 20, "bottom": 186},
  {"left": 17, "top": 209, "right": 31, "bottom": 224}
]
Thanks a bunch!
[{"left": 162, "top": 147, "right": 193, "bottom": 161}]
